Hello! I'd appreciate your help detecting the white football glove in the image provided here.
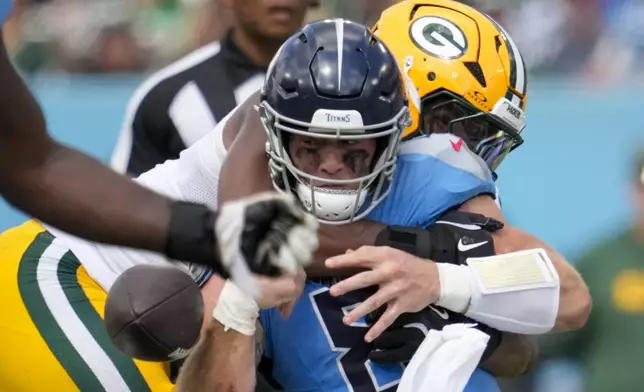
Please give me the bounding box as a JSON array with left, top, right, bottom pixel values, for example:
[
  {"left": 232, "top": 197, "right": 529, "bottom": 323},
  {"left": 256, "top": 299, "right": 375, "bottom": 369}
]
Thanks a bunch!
[{"left": 215, "top": 192, "right": 318, "bottom": 299}]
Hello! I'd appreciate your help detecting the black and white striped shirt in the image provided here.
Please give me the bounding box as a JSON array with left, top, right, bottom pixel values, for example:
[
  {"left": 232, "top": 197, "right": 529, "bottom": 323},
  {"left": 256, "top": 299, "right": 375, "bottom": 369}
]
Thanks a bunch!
[{"left": 111, "top": 30, "right": 266, "bottom": 176}]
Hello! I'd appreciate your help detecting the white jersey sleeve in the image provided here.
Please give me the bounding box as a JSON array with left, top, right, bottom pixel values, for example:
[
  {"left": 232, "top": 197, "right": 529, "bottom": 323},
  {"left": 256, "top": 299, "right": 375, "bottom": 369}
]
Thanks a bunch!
[{"left": 46, "top": 103, "right": 241, "bottom": 291}]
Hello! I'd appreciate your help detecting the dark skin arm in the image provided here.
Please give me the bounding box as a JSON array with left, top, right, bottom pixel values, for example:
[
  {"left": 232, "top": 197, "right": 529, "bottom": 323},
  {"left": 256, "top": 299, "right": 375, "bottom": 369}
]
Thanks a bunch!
[{"left": 0, "top": 34, "right": 178, "bottom": 251}]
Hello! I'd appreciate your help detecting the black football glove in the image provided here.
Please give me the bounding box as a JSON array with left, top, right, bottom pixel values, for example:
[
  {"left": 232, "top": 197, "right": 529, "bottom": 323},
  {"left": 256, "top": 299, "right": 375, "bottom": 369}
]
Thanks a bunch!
[
  {"left": 375, "top": 209, "right": 503, "bottom": 264},
  {"left": 367, "top": 305, "right": 503, "bottom": 364},
  {"left": 370, "top": 209, "right": 505, "bottom": 364},
  {"left": 367, "top": 307, "right": 435, "bottom": 364}
]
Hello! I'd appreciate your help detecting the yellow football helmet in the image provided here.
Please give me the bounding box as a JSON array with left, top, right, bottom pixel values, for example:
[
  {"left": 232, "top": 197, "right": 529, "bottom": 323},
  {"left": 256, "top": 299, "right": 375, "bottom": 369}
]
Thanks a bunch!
[{"left": 374, "top": 0, "right": 527, "bottom": 171}]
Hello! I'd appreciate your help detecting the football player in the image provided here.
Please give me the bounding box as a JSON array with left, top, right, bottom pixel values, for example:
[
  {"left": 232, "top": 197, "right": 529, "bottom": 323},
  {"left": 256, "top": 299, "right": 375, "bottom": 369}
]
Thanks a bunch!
[
  {"left": 0, "top": 3, "right": 317, "bottom": 388},
  {"left": 2, "top": 15, "right": 519, "bottom": 392},
  {"left": 0, "top": 0, "right": 302, "bottom": 287},
  {"left": 172, "top": 6, "right": 587, "bottom": 390},
  {"left": 0, "top": 13, "right": 318, "bottom": 384},
  {"left": 0, "top": 5, "right": 587, "bottom": 392},
  {"left": 171, "top": 17, "right": 526, "bottom": 391},
  {"left": 178, "top": 2, "right": 590, "bottom": 391}
]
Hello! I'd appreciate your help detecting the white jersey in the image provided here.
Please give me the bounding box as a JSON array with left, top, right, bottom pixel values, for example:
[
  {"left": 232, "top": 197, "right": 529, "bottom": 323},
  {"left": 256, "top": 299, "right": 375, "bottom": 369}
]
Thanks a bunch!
[{"left": 46, "top": 104, "right": 238, "bottom": 291}]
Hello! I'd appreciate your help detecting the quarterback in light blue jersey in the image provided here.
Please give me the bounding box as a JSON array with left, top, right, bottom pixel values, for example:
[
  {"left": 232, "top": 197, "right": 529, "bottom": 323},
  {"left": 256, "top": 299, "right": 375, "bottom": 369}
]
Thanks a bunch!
[
  {"left": 202, "top": 4, "right": 589, "bottom": 391},
  {"left": 252, "top": 14, "right": 504, "bottom": 392},
  {"left": 260, "top": 134, "right": 502, "bottom": 392}
]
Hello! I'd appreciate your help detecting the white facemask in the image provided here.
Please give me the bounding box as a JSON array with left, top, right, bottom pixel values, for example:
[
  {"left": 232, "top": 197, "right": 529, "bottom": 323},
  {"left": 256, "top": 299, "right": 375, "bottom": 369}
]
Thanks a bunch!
[
  {"left": 296, "top": 183, "right": 368, "bottom": 222},
  {"left": 261, "top": 102, "right": 410, "bottom": 225}
]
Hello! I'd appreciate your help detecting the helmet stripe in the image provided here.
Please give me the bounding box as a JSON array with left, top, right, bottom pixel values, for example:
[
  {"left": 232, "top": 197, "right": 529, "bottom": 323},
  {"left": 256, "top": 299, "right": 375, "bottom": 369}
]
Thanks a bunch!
[
  {"left": 335, "top": 18, "right": 345, "bottom": 91},
  {"left": 481, "top": 13, "right": 527, "bottom": 101}
]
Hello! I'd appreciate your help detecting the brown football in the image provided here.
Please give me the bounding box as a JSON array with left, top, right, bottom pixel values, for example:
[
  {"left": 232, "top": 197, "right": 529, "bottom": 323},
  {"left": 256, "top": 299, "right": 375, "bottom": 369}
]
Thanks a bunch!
[{"left": 104, "top": 264, "right": 204, "bottom": 362}]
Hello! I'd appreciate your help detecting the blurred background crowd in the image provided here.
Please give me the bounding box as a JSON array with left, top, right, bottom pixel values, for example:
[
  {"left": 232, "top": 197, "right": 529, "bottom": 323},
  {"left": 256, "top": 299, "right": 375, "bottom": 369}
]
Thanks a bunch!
[
  {"left": 3, "top": 1, "right": 644, "bottom": 392},
  {"left": 6, "top": 0, "right": 644, "bottom": 81}
]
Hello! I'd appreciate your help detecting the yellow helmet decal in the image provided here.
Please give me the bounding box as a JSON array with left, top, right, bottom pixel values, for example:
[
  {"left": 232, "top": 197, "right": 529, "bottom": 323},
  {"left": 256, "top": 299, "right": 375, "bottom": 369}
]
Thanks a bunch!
[{"left": 374, "top": 0, "right": 528, "bottom": 139}]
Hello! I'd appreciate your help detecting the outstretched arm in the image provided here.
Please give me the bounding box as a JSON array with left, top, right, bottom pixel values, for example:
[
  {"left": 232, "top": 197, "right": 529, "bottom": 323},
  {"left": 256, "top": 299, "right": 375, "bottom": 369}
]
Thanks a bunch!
[{"left": 0, "top": 33, "right": 200, "bottom": 257}]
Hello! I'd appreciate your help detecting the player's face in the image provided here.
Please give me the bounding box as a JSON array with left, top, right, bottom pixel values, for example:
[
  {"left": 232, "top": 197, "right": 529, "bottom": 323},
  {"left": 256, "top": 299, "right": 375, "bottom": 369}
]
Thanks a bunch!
[
  {"left": 422, "top": 104, "right": 492, "bottom": 151},
  {"left": 419, "top": 96, "right": 522, "bottom": 170},
  {"left": 288, "top": 135, "right": 378, "bottom": 190},
  {"left": 233, "top": 0, "right": 308, "bottom": 40}
]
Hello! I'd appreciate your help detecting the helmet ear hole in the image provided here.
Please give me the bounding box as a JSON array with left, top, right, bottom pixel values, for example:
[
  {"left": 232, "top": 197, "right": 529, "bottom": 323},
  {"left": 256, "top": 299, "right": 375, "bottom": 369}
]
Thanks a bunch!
[{"left": 427, "top": 72, "right": 436, "bottom": 81}]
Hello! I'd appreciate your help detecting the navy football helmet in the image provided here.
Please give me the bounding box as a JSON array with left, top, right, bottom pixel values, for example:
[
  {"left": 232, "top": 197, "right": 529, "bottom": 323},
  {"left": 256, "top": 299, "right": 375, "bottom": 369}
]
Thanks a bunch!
[{"left": 260, "top": 19, "right": 410, "bottom": 224}]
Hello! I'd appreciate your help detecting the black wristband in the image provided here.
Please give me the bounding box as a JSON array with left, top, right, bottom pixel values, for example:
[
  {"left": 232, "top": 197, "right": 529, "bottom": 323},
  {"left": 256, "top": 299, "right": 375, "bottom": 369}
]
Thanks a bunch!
[
  {"left": 165, "top": 201, "right": 228, "bottom": 278},
  {"left": 375, "top": 226, "right": 433, "bottom": 259}
]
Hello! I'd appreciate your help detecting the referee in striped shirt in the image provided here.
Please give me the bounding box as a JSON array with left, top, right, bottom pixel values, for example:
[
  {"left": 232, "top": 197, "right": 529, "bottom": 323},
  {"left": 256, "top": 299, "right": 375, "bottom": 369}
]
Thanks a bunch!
[{"left": 111, "top": 0, "right": 314, "bottom": 176}]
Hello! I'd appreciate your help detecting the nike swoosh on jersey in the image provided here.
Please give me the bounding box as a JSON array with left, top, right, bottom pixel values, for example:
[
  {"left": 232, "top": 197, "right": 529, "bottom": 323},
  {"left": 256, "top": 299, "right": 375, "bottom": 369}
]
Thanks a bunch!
[
  {"left": 435, "top": 221, "right": 482, "bottom": 231},
  {"left": 457, "top": 239, "right": 489, "bottom": 252},
  {"left": 428, "top": 305, "right": 449, "bottom": 320}
]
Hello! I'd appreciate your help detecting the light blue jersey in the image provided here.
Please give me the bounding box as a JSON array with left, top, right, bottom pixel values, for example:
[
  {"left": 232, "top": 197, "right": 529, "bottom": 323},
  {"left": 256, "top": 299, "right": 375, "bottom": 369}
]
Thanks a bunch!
[
  {"left": 260, "top": 134, "right": 500, "bottom": 392},
  {"left": 368, "top": 135, "right": 496, "bottom": 227}
]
